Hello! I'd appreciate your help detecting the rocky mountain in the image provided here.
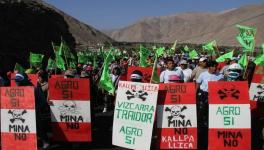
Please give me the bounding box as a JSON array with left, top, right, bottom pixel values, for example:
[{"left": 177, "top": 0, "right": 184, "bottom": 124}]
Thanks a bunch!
[
  {"left": 0, "top": 0, "right": 113, "bottom": 72},
  {"left": 107, "top": 4, "right": 264, "bottom": 47}
]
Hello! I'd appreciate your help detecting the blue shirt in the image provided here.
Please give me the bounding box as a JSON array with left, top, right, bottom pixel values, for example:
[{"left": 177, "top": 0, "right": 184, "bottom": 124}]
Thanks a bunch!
[{"left": 196, "top": 71, "right": 223, "bottom": 92}]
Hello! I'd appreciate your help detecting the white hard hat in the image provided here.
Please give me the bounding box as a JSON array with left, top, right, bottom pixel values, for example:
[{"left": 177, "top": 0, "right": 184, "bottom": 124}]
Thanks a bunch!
[{"left": 228, "top": 63, "right": 242, "bottom": 70}]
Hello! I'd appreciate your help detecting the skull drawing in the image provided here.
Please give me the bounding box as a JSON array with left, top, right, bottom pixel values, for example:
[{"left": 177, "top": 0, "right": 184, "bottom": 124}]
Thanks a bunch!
[
  {"left": 218, "top": 84, "right": 240, "bottom": 100},
  {"left": 126, "top": 90, "right": 148, "bottom": 101},
  {"left": 165, "top": 105, "right": 187, "bottom": 120},
  {"left": 8, "top": 109, "right": 27, "bottom": 123},
  {"left": 59, "top": 101, "right": 80, "bottom": 115}
]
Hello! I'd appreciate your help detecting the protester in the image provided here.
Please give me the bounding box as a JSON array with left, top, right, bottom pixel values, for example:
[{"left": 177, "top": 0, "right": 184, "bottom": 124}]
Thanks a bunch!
[
  {"left": 224, "top": 63, "right": 243, "bottom": 81},
  {"left": 177, "top": 59, "right": 192, "bottom": 82},
  {"left": 196, "top": 60, "right": 224, "bottom": 150},
  {"left": 160, "top": 58, "right": 184, "bottom": 83},
  {"left": 102, "top": 67, "right": 121, "bottom": 113},
  {"left": 130, "top": 70, "right": 143, "bottom": 82},
  {"left": 190, "top": 57, "right": 207, "bottom": 82},
  {"left": 13, "top": 72, "right": 50, "bottom": 149}
]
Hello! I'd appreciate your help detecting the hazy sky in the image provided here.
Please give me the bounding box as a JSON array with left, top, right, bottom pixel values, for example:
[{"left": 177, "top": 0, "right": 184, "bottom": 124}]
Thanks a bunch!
[{"left": 44, "top": 0, "right": 264, "bottom": 30}]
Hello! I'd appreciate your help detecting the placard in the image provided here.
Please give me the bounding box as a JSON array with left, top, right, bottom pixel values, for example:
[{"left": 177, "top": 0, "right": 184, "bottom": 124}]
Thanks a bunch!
[
  {"left": 208, "top": 81, "right": 251, "bottom": 150},
  {"left": 112, "top": 81, "right": 159, "bottom": 150},
  {"left": 157, "top": 83, "right": 197, "bottom": 149},
  {"left": 49, "top": 78, "right": 91, "bottom": 141},
  {"left": 1, "top": 87, "right": 37, "bottom": 150}
]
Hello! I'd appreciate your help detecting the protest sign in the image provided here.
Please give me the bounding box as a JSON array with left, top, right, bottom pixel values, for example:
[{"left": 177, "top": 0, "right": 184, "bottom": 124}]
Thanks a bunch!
[
  {"left": 208, "top": 81, "right": 251, "bottom": 150},
  {"left": 249, "top": 65, "right": 264, "bottom": 116},
  {"left": 157, "top": 83, "right": 197, "bottom": 149},
  {"left": 49, "top": 78, "right": 91, "bottom": 141},
  {"left": 1, "top": 87, "right": 37, "bottom": 150},
  {"left": 112, "top": 81, "right": 159, "bottom": 150},
  {"left": 127, "top": 66, "right": 160, "bottom": 83}
]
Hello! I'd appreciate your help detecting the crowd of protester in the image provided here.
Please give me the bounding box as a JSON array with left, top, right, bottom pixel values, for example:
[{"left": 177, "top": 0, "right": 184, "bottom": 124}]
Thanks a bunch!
[{"left": 0, "top": 50, "right": 263, "bottom": 150}]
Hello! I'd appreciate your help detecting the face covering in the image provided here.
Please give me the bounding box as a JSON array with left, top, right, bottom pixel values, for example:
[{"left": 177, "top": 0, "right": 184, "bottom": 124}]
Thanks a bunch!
[{"left": 227, "top": 71, "right": 240, "bottom": 81}]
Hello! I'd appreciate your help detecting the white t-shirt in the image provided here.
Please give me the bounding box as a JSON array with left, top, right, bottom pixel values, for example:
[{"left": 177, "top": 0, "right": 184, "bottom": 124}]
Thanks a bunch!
[
  {"left": 177, "top": 67, "right": 192, "bottom": 82},
  {"left": 196, "top": 71, "right": 223, "bottom": 92},
  {"left": 160, "top": 68, "right": 184, "bottom": 83}
]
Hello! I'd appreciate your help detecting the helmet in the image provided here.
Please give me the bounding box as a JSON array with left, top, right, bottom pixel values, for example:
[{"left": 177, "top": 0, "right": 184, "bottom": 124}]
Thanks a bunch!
[
  {"left": 227, "top": 63, "right": 242, "bottom": 81},
  {"left": 228, "top": 63, "right": 242, "bottom": 71}
]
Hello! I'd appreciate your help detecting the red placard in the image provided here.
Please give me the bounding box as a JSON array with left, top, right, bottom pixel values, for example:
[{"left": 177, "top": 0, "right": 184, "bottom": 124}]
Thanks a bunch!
[
  {"left": 208, "top": 129, "right": 251, "bottom": 150},
  {"left": 208, "top": 81, "right": 249, "bottom": 104},
  {"left": 208, "top": 81, "right": 251, "bottom": 150},
  {"left": 11, "top": 73, "right": 38, "bottom": 87},
  {"left": 48, "top": 78, "right": 90, "bottom": 100},
  {"left": 127, "top": 66, "right": 160, "bottom": 83},
  {"left": 1, "top": 87, "right": 37, "bottom": 150},
  {"left": 158, "top": 83, "right": 196, "bottom": 105},
  {"left": 157, "top": 83, "right": 197, "bottom": 149},
  {"left": 49, "top": 78, "right": 91, "bottom": 142}
]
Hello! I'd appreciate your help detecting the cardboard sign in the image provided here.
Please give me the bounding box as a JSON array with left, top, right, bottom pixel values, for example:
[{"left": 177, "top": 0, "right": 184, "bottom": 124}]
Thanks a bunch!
[
  {"left": 11, "top": 73, "right": 38, "bottom": 87},
  {"left": 112, "top": 81, "right": 159, "bottom": 150},
  {"left": 157, "top": 83, "right": 197, "bottom": 149},
  {"left": 49, "top": 78, "right": 91, "bottom": 141},
  {"left": 1, "top": 87, "right": 37, "bottom": 150},
  {"left": 208, "top": 81, "right": 251, "bottom": 150},
  {"left": 127, "top": 66, "right": 160, "bottom": 83},
  {"left": 249, "top": 65, "right": 264, "bottom": 116}
]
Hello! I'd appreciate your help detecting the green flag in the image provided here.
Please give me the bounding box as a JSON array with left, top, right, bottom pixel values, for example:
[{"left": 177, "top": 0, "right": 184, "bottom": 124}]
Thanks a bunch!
[
  {"left": 189, "top": 49, "right": 198, "bottom": 59},
  {"left": 236, "top": 24, "right": 256, "bottom": 52},
  {"left": 171, "top": 40, "right": 177, "bottom": 50},
  {"left": 99, "top": 48, "right": 115, "bottom": 94},
  {"left": 30, "top": 52, "right": 44, "bottom": 64},
  {"left": 93, "top": 53, "right": 98, "bottom": 69},
  {"left": 69, "top": 60, "right": 76, "bottom": 69},
  {"left": 59, "top": 40, "right": 75, "bottom": 59},
  {"left": 254, "top": 54, "right": 264, "bottom": 65},
  {"left": 156, "top": 47, "right": 165, "bottom": 57},
  {"left": 216, "top": 51, "right": 234, "bottom": 63},
  {"left": 150, "top": 47, "right": 165, "bottom": 83},
  {"left": 183, "top": 45, "right": 189, "bottom": 53},
  {"left": 238, "top": 53, "right": 248, "bottom": 68},
  {"left": 14, "top": 63, "right": 25, "bottom": 73},
  {"left": 55, "top": 50, "right": 66, "bottom": 70},
  {"left": 203, "top": 40, "right": 216, "bottom": 51},
  {"left": 52, "top": 42, "right": 66, "bottom": 70},
  {"left": 77, "top": 52, "right": 88, "bottom": 64},
  {"left": 139, "top": 45, "right": 150, "bottom": 67},
  {"left": 168, "top": 40, "right": 177, "bottom": 56},
  {"left": 47, "top": 58, "right": 56, "bottom": 70}
]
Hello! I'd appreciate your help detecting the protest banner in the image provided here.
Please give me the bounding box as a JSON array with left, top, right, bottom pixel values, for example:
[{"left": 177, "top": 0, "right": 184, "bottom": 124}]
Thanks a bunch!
[
  {"left": 157, "top": 83, "right": 197, "bottom": 149},
  {"left": 50, "top": 75, "right": 65, "bottom": 79},
  {"left": 249, "top": 65, "right": 264, "bottom": 116},
  {"left": 1, "top": 87, "right": 37, "bottom": 150},
  {"left": 11, "top": 73, "right": 38, "bottom": 87},
  {"left": 48, "top": 78, "right": 91, "bottom": 141},
  {"left": 208, "top": 81, "right": 251, "bottom": 150},
  {"left": 127, "top": 66, "right": 160, "bottom": 83},
  {"left": 112, "top": 81, "right": 159, "bottom": 150}
]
